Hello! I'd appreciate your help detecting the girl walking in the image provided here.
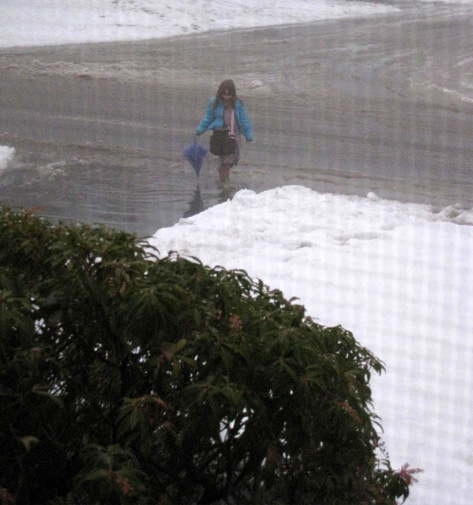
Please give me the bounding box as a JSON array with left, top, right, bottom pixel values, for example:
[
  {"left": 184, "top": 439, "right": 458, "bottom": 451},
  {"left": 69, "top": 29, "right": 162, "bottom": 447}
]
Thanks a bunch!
[{"left": 196, "top": 79, "right": 253, "bottom": 185}]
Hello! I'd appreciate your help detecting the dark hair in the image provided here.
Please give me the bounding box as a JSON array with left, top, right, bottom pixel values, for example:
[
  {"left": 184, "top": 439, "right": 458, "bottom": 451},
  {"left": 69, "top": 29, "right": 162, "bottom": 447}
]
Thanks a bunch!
[{"left": 213, "top": 79, "right": 237, "bottom": 109}]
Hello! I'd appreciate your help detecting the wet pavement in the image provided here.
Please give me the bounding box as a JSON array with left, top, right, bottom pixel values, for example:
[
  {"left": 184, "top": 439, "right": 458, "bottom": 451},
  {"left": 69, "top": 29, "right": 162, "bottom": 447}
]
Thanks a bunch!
[{"left": 1, "top": 3, "right": 473, "bottom": 237}]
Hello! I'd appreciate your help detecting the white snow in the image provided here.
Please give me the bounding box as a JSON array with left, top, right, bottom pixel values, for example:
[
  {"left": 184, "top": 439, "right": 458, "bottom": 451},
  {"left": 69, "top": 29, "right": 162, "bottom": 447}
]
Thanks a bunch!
[
  {"left": 149, "top": 186, "right": 473, "bottom": 505},
  {"left": 0, "top": 0, "right": 399, "bottom": 48},
  {"left": 0, "top": 146, "right": 15, "bottom": 172},
  {"left": 2, "top": 1, "right": 473, "bottom": 504}
]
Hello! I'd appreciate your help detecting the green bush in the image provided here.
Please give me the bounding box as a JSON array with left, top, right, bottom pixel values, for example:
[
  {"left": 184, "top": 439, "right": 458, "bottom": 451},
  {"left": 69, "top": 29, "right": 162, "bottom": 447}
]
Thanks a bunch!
[{"left": 0, "top": 206, "right": 415, "bottom": 504}]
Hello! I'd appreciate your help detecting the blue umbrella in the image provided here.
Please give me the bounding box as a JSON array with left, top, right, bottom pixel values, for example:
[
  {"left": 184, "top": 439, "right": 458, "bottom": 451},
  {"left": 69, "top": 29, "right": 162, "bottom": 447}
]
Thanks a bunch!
[{"left": 183, "top": 136, "right": 208, "bottom": 178}]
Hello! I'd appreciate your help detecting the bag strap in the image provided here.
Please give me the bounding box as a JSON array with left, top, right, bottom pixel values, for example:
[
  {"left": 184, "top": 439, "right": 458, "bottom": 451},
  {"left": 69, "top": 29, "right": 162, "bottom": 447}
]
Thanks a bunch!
[{"left": 230, "top": 109, "right": 235, "bottom": 137}]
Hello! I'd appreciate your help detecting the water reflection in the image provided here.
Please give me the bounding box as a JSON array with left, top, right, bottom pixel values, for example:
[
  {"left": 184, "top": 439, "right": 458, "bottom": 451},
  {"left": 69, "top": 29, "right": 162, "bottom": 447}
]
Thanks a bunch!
[
  {"left": 218, "top": 186, "right": 232, "bottom": 203},
  {"left": 182, "top": 184, "right": 235, "bottom": 220},
  {"left": 183, "top": 185, "right": 204, "bottom": 218}
]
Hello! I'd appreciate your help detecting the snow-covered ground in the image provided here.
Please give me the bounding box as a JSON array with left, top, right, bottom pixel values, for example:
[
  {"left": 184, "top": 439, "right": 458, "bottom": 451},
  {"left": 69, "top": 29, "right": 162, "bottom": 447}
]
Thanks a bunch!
[
  {"left": 1, "top": 1, "right": 473, "bottom": 504},
  {"left": 0, "top": 0, "right": 399, "bottom": 48},
  {"left": 0, "top": 146, "right": 15, "bottom": 172},
  {"left": 150, "top": 186, "right": 473, "bottom": 505}
]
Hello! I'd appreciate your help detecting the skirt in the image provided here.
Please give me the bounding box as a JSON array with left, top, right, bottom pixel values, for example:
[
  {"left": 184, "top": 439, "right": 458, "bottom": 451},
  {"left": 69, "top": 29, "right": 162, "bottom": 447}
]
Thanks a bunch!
[{"left": 219, "top": 143, "right": 240, "bottom": 167}]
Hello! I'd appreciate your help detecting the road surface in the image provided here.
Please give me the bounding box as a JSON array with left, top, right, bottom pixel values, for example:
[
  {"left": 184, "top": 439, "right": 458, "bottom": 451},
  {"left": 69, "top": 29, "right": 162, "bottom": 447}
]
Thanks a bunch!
[{"left": 1, "top": 2, "right": 472, "bottom": 236}]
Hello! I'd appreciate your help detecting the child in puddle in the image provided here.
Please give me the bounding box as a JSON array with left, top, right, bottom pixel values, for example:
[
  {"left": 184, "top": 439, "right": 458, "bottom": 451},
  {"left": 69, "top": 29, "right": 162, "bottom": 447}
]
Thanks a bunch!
[{"left": 196, "top": 79, "right": 253, "bottom": 185}]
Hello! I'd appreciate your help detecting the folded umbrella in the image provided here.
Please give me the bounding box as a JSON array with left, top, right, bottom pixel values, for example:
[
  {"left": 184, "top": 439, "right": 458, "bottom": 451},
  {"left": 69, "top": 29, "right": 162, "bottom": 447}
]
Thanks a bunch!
[{"left": 183, "top": 136, "right": 208, "bottom": 178}]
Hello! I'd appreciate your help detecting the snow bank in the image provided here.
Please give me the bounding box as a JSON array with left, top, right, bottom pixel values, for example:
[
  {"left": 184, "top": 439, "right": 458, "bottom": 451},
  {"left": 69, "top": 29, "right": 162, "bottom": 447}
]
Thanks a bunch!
[
  {"left": 0, "top": 146, "right": 15, "bottom": 172},
  {"left": 149, "top": 186, "right": 473, "bottom": 505}
]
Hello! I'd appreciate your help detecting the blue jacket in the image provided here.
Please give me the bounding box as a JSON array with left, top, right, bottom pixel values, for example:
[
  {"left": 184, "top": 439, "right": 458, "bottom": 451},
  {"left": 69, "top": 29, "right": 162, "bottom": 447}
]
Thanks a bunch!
[{"left": 196, "top": 97, "right": 253, "bottom": 142}]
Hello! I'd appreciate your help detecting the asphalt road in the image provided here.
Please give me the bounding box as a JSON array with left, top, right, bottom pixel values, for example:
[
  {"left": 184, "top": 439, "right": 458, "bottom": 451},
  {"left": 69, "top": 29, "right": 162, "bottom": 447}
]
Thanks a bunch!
[{"left": 1, "top": 2, "right": 473, "bottom": 236}]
